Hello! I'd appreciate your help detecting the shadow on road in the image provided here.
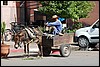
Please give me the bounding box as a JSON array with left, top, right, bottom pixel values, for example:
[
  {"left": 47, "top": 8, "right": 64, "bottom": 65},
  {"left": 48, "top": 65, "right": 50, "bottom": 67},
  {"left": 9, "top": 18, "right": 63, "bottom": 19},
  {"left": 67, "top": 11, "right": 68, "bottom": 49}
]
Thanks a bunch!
[{"left": 1, "top": 53, "right": 39, "bottom": 59}]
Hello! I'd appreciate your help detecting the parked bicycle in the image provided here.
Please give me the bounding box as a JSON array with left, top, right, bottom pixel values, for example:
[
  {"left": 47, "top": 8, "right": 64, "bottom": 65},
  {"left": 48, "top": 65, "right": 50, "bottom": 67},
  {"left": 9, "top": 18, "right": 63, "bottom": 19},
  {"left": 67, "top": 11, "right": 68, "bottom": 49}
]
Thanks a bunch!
[{"left": 4, "top": 22, "right": 24, "bottom": 41}]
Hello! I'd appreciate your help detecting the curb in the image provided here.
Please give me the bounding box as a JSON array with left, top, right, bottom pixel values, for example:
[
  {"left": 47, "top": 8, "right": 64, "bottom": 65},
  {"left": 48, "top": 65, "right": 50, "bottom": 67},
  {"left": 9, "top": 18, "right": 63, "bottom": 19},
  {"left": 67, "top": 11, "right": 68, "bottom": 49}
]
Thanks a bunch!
[
  {"left": 6, "top": 41, "right": 80, "bottom": 54},
  {"left": 10, "top": 49, "right": 24, "bottom": 52},
  {"left": 10, "top": 45, "right": 79, "bottom": 53},
  {"left": 70, "top": 45, "right": 79, "bottom": 51}
]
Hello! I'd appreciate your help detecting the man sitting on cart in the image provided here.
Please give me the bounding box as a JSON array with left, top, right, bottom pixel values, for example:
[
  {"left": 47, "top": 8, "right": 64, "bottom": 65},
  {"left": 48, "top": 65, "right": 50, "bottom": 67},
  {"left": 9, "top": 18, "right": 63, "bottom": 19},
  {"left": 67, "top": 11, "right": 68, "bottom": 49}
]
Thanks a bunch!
[{"left": 45, "top": 15, "right": 63, "bottom": 36}]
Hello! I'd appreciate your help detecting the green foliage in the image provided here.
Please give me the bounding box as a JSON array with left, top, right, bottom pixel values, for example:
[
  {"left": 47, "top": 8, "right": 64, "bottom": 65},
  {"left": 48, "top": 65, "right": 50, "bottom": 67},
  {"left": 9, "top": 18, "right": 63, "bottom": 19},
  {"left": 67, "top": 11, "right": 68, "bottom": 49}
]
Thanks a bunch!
[
  {"left": 1, "top": 21, "right": 6, "bottom": 44},
  {"left": 66, "top": 29, "right": 76, "bottom": 33},
  {"left": 38, "top": 1, "right": 95, "bottom": 21},
  {"left": 72, "top": 22, "right": 83, "bottom": 30},
  {"left": 1, "top": 21, "right": 6, "bottom": 35},
  {"left": 63, "top": 22, "right": 83, "bottom": 33},
  {"left": 39, "top": 26, "right": 45, "bottom": 32}
]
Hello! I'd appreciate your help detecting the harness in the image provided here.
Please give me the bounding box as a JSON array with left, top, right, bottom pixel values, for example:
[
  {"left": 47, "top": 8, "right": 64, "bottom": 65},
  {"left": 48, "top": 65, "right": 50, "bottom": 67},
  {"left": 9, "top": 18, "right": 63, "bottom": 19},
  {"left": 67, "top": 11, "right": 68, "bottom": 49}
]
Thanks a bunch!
[
  {"left": 25, "top": 27, "right": 36, "bottom": 39},
  {"left": 24, "top": 27, "right": 43, "bottom": 44}
]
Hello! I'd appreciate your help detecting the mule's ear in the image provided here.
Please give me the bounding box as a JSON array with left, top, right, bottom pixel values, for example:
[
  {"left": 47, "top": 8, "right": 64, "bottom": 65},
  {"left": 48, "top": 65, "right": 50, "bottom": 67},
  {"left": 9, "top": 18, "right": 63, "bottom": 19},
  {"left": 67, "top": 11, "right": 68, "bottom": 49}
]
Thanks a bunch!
[{"left": 19, "top": 33, "right": 24, "bottom": 36}]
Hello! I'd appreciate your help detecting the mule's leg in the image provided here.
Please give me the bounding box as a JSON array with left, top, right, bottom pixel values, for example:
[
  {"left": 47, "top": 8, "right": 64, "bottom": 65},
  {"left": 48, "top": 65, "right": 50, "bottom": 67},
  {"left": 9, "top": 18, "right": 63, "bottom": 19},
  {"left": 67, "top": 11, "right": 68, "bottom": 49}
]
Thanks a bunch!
[
  {"left": 37, "top": 44, "right": 43, "bottom": 58},
  {"left": 40, "top": 45, "right": 43, "bottom": 58},
  {"left": 27, "top": 43, "right": 30, "bottom": 57},
  {"left": 38, "top": 45, "right": 43, "bottom": 59},
  {"left": 37, "top": 44, "right": 41, "bottom": 57},
  {"left": 23, "top": 42, "right": 27, "bottom": 57}
]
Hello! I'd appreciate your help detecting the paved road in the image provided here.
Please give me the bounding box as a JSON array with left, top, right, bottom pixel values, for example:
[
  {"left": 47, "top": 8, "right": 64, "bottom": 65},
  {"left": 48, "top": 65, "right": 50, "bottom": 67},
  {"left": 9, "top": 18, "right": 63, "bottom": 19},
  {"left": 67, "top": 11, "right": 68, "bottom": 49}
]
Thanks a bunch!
[
  {"left": 1, "top": 51, "right": 99, "bottom": 66},
  {"left": 1, "top": 41, "right": 99, "bottom": 66}
]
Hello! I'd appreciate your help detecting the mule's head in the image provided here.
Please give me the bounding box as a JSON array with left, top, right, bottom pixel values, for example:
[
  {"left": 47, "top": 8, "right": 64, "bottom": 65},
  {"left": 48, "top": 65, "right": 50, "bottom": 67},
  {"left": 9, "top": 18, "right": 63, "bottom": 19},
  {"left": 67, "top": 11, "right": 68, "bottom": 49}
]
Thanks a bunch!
[{"left": 13, "top": 32, "right": 24, "bottom": 49}]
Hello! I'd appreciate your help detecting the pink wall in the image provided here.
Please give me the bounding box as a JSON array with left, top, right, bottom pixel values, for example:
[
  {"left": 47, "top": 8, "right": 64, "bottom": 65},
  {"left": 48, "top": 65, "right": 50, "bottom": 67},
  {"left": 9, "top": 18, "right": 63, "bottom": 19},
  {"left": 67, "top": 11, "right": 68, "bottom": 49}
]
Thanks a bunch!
[{"left": 1, "top": 1, "right": 17, "bottom": 29}]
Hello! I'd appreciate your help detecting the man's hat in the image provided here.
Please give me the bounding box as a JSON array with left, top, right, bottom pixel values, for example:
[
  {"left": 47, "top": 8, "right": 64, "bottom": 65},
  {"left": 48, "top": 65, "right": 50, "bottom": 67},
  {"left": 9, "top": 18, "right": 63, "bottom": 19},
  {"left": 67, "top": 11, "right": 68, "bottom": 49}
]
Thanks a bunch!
[{"left": 52, "top": 15, "right": 58, "bottom": 19}]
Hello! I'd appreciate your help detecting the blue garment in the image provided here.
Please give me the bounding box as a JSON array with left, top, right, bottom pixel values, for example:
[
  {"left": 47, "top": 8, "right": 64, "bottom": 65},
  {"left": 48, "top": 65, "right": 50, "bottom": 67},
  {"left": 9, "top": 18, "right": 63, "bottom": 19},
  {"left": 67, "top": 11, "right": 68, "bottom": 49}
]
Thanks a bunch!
[
  {"left": 58, "top": 17, "right": 65, "bottom": 22},
  {"left": 47, "top": 20, "right": 62, "bottom": 35}
]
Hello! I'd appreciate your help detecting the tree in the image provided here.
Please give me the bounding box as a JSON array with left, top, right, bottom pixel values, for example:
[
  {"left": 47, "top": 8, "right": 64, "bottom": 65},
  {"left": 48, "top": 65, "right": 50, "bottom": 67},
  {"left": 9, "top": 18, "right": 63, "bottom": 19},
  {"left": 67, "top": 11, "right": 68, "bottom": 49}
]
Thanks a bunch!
[{"left": 38, "top": 1, "right": 95, "bottom": 22}]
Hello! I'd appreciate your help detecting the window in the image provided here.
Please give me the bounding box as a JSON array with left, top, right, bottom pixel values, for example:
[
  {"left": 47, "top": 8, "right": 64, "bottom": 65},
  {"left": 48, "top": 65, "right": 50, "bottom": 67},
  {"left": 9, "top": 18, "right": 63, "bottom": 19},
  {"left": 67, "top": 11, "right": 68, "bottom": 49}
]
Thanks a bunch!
[
  {"left": 93, "top": 21, "right": 99, "bottom": 28},
  {"left": 95, "top": 21, "right": 99, "bottom": 28},
  {"left": 3, "top": 1, "right": 8, "bottom": 5}
]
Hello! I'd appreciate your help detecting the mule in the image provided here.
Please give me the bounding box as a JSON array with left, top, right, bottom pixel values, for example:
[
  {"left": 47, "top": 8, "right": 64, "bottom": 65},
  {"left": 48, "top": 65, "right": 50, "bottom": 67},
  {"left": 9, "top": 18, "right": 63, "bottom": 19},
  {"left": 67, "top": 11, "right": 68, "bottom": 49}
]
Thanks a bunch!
[{"left": 13, "top": 26, "right": 43, "bottom": 57}]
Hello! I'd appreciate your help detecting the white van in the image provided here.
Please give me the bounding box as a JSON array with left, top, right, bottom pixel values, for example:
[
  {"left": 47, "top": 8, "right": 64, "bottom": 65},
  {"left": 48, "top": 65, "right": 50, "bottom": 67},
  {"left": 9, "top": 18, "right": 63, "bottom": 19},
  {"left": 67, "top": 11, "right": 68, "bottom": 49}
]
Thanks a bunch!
[{"left": 74, "top": 19, "right": 99, "bottom": 48}]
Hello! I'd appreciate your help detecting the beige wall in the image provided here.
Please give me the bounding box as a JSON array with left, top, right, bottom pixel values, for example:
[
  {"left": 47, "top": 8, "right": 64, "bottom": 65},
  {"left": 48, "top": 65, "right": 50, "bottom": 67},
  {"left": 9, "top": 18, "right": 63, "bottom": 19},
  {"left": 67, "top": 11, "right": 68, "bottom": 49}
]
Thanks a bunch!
[{"left": 1, "top": 1, "right": 17, "bottom": 29}]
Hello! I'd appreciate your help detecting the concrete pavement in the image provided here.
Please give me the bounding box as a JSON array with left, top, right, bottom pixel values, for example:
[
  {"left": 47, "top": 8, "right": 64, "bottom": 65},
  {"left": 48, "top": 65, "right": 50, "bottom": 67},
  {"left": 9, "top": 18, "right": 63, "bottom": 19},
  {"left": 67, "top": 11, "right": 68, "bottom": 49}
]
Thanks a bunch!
[
  {"left": 4, "top": 41, "right": 39, "bottom": 53},
  {"left": 4, "top": 41, "right": 79, "bottom": 57},
  {"left": 2, "top": 41, "right": 99, "bottom": 58}
]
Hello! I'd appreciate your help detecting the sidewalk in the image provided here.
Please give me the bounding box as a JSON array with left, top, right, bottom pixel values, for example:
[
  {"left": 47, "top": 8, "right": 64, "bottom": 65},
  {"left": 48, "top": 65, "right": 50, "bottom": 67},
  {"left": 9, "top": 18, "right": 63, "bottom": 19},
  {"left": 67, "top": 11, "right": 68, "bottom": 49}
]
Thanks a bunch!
[
  {"left": 5, "top": 42, "right": 100, "bottom": 57},
  {"left": 4, "top": 41, "right": 39, "bottom": 52},
  {"left": 4, "top": 41, "right": 80, "bottom": 57}
]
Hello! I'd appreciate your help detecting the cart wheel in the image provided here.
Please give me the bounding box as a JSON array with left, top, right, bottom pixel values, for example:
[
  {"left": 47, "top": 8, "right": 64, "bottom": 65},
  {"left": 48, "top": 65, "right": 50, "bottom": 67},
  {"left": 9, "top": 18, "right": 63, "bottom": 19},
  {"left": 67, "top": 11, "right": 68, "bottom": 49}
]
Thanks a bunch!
[
  {"left": 43, "top": 46, "right": 51, "bottom": 56},
  {"left": 60, "top": 44, "right": 71, "bottom": 57}
]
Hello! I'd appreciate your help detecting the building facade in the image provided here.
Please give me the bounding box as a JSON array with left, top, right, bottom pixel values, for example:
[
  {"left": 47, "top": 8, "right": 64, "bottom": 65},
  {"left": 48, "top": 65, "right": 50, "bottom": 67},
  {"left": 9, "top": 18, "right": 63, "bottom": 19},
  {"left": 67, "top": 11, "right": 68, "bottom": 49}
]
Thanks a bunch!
[
  {"left": 1, "top": 1, "right": 99, "bottom": 29},
  {"left": 1, "top": 1, "right": 44, "bottom": 29},
  {"left": 1, "top": 1, "right": 17, "bottom": 29},
  {"left": 16, "top": 1, "right": 44, "bottom": 26},
  {"left": 79, "top": 1, "right": 99, "bottom": 26}
]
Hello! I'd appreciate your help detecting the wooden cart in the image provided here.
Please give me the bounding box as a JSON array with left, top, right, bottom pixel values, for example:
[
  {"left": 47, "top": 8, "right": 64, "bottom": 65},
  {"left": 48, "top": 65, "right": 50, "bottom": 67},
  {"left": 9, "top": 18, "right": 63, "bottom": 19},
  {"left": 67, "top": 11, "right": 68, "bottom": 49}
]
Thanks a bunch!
[{"left": 42, "top": 33, "right": 74, "bottom": 57}]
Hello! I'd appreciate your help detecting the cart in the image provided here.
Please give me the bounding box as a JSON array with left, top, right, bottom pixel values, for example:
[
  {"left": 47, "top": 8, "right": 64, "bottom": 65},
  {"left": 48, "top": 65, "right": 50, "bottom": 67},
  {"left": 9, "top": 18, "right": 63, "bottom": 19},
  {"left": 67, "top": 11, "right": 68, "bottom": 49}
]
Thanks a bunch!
[{"left": 42, "top": 33, "right": 74, "bottom": 57}]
